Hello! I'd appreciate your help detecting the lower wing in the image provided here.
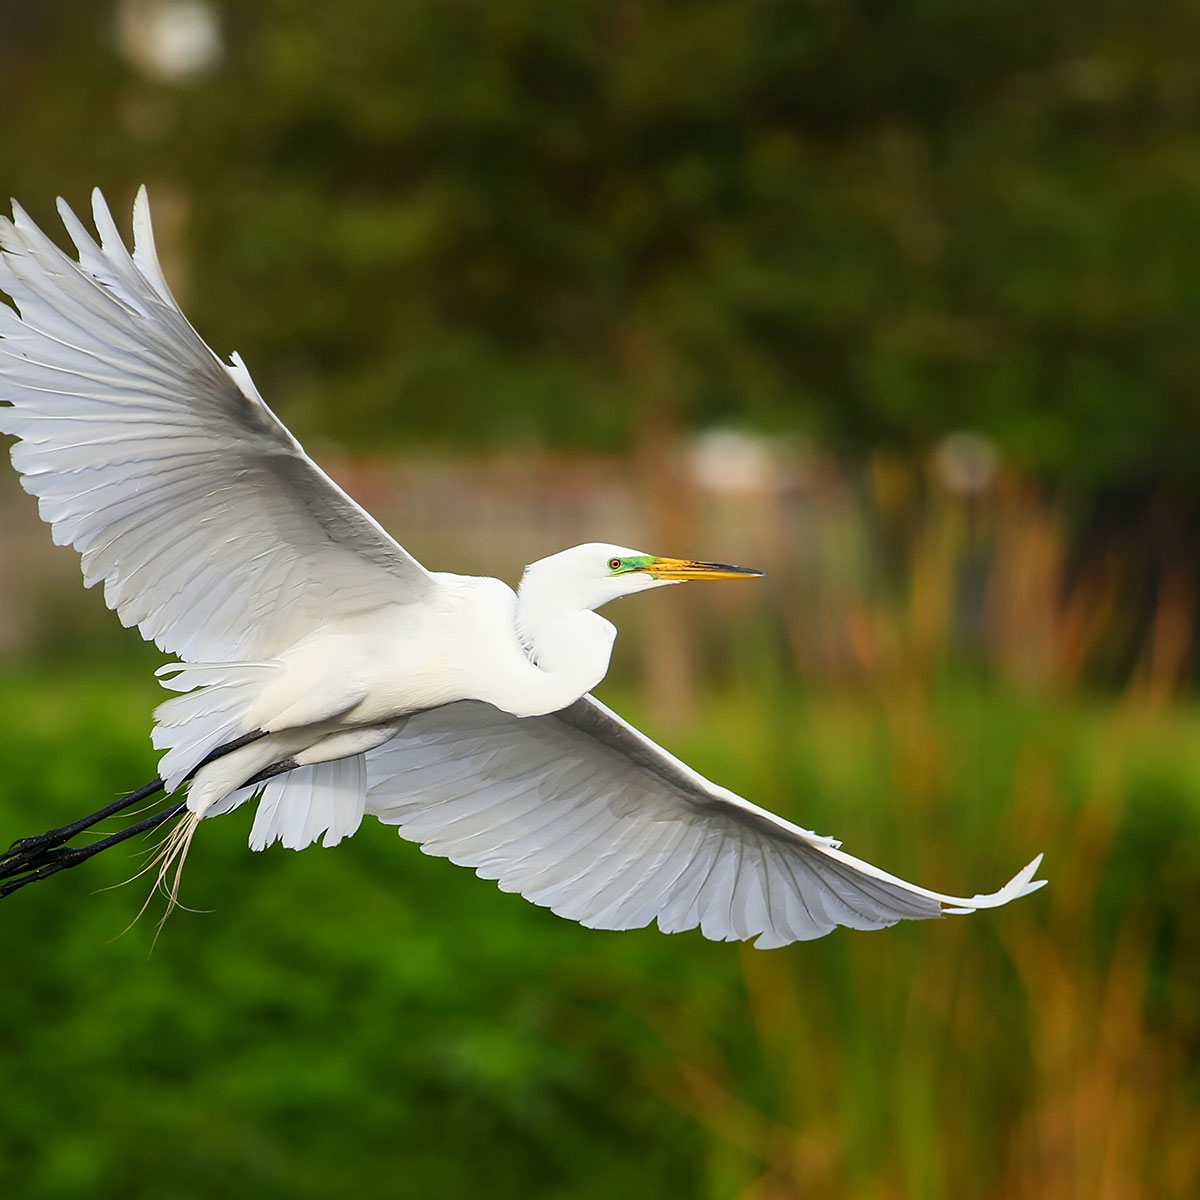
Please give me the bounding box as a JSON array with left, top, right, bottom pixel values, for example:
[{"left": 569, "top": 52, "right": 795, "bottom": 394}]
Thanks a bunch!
[{"left": 364, "top": 695, "right": 1045, "bottom": 948}]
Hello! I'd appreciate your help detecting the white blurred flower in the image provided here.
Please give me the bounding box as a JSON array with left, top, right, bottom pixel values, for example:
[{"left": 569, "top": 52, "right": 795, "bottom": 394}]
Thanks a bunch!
[{"left": 118, "top": 0, "right": 222, "bottom": 84}]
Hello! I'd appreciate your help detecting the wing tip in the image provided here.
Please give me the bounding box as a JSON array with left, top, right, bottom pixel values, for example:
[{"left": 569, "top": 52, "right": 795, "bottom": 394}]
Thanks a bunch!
[
  {"left": 950, "top": 852, "right": 1047, "bottom": 914},
  {"left": 9, "top": 198, "right": 32, "bottom": 230},
  {"left": 128, "top": 183, "right": 176, "bottom": 304},
  {"left": 90, "top": 185, "right": 111, "bottom": 219},
  {"left": 132, "top": 185, "right": 152, "bottom": 236}
]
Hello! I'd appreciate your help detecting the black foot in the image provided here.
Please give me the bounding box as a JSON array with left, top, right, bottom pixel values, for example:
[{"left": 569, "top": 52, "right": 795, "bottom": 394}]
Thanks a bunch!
[
  {"left": 0, "top": 801, "right": 186, "bottom": 898},
  {"left": 0, "top": 728, "right": 271, "bottom": 899},
  {"left": 0, "top": 777, "right": 166, "bottom": 877}
]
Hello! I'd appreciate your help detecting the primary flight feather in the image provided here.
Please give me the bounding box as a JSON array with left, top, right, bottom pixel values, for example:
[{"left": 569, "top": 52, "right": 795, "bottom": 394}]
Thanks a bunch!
[{"left": 0, "top": 188, "right": 1045, "bottom": 944}]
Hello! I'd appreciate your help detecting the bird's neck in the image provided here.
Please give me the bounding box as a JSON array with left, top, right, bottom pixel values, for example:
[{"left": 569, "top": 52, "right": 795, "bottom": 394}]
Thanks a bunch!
[{"left": 505, "top": 585, "right": 616, "bottom": 718}]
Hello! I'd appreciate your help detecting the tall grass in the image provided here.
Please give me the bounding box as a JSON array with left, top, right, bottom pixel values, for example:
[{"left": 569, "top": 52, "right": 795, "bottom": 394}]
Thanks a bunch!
[{"left": 628, "top": 455, "right": 1200, "bottom": 1198}]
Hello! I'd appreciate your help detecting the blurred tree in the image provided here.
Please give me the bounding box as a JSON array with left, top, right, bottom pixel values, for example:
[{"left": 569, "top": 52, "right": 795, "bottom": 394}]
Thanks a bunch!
[{"left": 2, "top": 0, "right": 1200, "bottom": 487}]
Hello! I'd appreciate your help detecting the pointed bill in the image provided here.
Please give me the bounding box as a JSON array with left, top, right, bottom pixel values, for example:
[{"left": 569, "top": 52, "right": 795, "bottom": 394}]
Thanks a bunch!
[{"left": 638, "top": 558, "right": 763, "bottom": 581}]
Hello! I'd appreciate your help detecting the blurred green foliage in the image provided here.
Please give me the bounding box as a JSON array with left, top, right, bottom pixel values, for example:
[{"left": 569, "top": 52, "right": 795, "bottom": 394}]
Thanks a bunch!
[
  {"left": 1, "top": 669, "right": 1198, "bottom": 1198},
  {"left": 3, "top": 5, "right": 1200, "bottom": 1197},
  {"left": 4, "top": 0, "right": 1200, "bottom": 481}
]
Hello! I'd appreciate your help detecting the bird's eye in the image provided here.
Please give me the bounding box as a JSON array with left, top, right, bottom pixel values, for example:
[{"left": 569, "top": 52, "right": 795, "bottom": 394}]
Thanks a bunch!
[{"left": 608, "top": 557, "right": 622, "bottom": 571}]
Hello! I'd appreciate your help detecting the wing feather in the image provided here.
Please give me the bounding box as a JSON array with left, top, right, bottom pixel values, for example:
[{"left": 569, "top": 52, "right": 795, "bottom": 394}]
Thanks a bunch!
[
  {"left": 0, "top": 187, "right": 435, "bottom": 662},
  {"left": 365, "top": 696, "right": 1045, "bottom": 947}
]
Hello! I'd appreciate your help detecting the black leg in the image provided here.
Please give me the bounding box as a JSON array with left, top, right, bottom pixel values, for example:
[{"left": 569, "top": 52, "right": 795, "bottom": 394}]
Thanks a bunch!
[
  {"left": 0, "top": 728, "right": 271, "bottom": 894},
  {"left": 0, "top": 801, "right": 187, "bottom": 899},
  {"left": 0, "top": 777, "right": 166, "bottom": 871}
]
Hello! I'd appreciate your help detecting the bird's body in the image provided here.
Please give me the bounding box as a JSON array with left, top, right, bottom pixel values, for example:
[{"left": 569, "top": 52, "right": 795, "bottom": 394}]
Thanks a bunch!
[
  {"left": 162, "top": 556, "right": 626, "bottom": 819},
  {"left": 0, "top": 188, "right": 1046, "bottom": 944}
]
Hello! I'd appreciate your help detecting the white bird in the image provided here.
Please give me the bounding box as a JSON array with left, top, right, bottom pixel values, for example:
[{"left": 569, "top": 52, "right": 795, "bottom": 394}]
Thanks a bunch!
[{"left": 0, "top": 189, "right": 1045, "bottom": 945}]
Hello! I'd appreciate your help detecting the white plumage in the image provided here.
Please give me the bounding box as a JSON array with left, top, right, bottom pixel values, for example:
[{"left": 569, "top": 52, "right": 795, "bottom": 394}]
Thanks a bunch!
[{"left": 0, "top": 188, "right": 1045, "bottom": 945}]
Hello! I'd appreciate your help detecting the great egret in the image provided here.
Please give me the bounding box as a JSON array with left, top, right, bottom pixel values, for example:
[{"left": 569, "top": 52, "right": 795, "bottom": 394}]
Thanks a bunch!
[{"left": 0, "top": 189, "right": 1044, "bottom": 946}]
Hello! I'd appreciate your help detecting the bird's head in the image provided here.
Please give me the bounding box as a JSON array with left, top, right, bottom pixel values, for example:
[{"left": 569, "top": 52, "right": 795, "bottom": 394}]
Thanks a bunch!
[{"left": 520, "top": 542, "right": 762, "bottom": 614}]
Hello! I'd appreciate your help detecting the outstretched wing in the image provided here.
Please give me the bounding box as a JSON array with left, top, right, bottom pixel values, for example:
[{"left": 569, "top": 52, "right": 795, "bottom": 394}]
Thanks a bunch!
[
  {"left": 365, "top": 695, "right": 1045, "bottom": 947},
  {"left": 0, "top": 187, "right": 435, "bottom": 663}
]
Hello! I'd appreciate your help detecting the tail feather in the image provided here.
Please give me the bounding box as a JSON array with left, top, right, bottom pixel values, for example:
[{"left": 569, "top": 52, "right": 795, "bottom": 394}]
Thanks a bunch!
[
  {"left": 153, "top": 660, "right": 368, "bottom": 853},
  {"left": 249, "top": 755, "right": 366, "bottom": 851},
  {"left": 152, "top": 661, "right": 279, "bottom": 792}
]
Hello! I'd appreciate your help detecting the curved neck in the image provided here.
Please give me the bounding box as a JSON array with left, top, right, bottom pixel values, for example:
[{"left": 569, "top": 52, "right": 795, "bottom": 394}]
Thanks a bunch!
[{"left": 498, "top": 586, "right": 616, "bottom": 718}]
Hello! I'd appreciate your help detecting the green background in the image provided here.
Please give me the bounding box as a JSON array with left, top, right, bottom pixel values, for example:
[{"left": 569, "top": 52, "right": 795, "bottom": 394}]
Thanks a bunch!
[{"left": 1, "top": 3, "right": 1198, "bottom": 1197}]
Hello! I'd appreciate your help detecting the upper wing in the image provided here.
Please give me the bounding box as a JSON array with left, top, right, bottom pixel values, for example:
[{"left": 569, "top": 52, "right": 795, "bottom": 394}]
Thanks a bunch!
[
  {"left": 365, "top": 695, "right": 1045, "bottom": 947},
  {"left": 0, "top": 188, "right": 435, "bottom": 662}
]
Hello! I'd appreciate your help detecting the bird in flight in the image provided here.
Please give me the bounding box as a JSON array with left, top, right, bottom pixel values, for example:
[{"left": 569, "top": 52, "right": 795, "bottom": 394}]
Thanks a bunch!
[{"left": 0, "top": 189, "right": 1044, "bottom": 945}]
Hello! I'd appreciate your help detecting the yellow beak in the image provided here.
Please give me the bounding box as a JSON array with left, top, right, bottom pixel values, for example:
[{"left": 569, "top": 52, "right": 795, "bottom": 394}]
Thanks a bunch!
[{"left": 640, "top": 557, "right": 763, "bottom": 581}]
